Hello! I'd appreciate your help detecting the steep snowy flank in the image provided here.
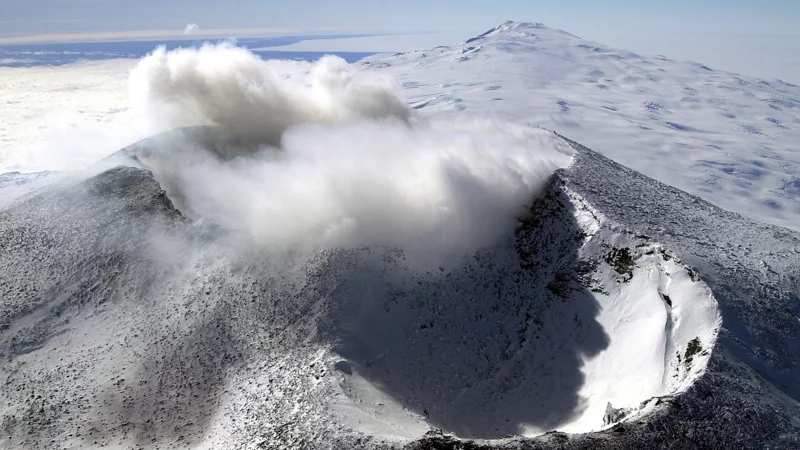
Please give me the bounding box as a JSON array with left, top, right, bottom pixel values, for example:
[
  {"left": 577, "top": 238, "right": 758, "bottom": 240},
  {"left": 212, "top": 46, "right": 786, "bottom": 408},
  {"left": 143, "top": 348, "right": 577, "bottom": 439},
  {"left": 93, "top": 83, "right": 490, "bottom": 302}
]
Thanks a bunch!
[
  {"left": 327, "top": 182, "right": 721, "bottom": 439},
  {"left": 1, "top": 128, "right": 798, "bottom": 449},
  {"left": 363, "top": 21, "right": 800, "bottom": 232},
  {"left": 0, "top": 170, "right": 58, "bottom": 209},
  {"left": 2, "top": 22, "right": 800, "bottom": 450},
  {"left": 8, "top": 127, "right": 784, "bottom": 449}
]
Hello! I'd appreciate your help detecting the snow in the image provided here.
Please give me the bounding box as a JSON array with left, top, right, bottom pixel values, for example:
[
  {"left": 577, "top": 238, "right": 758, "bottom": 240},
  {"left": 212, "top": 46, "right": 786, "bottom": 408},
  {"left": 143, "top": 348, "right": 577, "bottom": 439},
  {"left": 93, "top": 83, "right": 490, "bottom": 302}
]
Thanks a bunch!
[
  {"left": 0, "top": 170, "right": 60, "bottom": 208},
  {"left": 331, "top": 368, "right": 429, "bottom": 439},
  {"left": 3, "top": 21, "right": 800, "bottom": 233},
  {"left": 362, "top": 21, "right": 800, "bottom": 232},
  {"left": 325, "top": 187, "right": 721, "bottom": 439},
  {"left": 565, "top": 237, "right": 721, "bottom": 434},
  {"left": 0, "top": 156, "right": 726, "bottom": 448},
  {"left": 1, "top": 20, "right": 799, "bottom": 450}
]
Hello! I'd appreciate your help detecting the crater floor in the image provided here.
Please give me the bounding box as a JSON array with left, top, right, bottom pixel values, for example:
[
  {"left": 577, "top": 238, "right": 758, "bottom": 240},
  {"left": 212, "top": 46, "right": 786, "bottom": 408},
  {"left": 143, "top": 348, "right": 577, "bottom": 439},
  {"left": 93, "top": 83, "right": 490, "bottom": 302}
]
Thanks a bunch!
[{"left": 323, "top": 183, "right": 721, "bottom": 440}]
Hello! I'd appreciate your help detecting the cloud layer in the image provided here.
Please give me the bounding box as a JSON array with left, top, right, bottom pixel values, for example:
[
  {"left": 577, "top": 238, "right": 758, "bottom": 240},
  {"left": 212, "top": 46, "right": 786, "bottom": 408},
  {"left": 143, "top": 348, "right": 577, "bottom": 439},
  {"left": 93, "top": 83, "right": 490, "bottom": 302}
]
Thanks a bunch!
[{"left": 0, "top": 60, "right": 141, "bottom": 172}]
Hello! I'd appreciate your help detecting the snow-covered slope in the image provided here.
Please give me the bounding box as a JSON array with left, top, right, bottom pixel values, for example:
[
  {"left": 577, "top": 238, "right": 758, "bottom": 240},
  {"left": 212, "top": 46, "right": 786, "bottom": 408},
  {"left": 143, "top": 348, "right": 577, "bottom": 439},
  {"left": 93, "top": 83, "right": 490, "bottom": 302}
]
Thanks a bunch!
[
  {"left": 363, "top": 21, "right": 800, "bottom": 232},
  {"left": 2, "top": 128, "right": 798, "bottom": 449},
  {"left": 323, "top": 180, "right": 720, "bottom": 440},
  {"left": 2, "top": 21, "right": 800, "bottom": 450}
]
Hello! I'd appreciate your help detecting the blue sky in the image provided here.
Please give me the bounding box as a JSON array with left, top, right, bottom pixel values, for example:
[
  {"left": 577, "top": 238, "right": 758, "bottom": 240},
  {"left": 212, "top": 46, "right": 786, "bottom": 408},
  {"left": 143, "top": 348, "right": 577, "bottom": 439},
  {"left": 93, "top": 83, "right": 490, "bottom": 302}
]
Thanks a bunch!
[
  {"left": 1, "top": 1, "right": 797, "bottom": 33},
  {"left": 1, "top": 0, "right": 799, "bottom": 81}
]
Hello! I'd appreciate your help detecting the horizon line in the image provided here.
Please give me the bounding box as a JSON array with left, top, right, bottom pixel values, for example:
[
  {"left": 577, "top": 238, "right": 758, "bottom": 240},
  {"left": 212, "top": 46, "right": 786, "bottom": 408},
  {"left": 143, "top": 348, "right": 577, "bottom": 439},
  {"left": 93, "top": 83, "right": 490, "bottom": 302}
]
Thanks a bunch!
[{"left": 0, "top": 27, "right": 435, "bottom": 46}]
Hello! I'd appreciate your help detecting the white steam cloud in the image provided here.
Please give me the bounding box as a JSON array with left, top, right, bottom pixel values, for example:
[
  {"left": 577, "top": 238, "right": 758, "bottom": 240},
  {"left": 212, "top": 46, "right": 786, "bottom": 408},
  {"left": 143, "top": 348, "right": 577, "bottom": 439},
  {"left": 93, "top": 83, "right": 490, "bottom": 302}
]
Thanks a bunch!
[
  {"left": 130, "top": 43, "right": 409, "bottom": 146},
  {"left": 129, "top": 44, "right": 573, "bottom": 266}
]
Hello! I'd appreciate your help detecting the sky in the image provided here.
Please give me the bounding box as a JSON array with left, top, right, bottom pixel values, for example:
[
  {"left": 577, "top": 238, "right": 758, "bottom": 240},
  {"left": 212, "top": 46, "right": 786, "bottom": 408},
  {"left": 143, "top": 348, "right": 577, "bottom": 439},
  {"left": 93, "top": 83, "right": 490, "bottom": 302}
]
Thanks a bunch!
[{"left": 0, "top": 1, "right": 799, "bottom": 81}]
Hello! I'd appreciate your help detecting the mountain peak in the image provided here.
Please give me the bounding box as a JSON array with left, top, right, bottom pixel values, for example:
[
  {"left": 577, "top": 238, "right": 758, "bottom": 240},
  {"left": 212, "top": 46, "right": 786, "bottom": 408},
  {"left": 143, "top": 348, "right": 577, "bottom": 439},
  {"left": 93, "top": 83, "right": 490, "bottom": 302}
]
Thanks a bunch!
[
  {"left": 483, "top": 20, "right": 546, "bottom": 35},
  {"left": 499, "top": 20, "right": 547, "bottom": 30},
  {"left": 467, "top": 20, "right": 578, "bottom": 43}
]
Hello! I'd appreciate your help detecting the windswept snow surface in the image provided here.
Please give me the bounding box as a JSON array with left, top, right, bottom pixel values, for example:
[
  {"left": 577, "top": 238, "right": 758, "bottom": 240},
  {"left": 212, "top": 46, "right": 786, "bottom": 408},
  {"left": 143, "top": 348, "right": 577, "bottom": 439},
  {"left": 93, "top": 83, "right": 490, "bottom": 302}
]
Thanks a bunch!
[
  {"left": 0, "top": 132, "right": 725, "bottom": 448},
  {"left": 363, "top": 21, "right": 800, "bottom": 231},
  {"left": 3, "top": 21, "right": 800, "bottom": 233},
  {"left": 2, "top": 21, "right": 800, "bottom": 450},
  {"left": 327, "top": 185, "right": 721, "bottom": 440}
]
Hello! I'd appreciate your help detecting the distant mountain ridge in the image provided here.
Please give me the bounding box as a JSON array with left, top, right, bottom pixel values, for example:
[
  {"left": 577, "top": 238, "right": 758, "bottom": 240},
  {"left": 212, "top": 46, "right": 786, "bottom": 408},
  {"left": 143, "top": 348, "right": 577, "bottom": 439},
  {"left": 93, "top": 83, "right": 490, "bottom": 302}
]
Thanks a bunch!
[{"left": 365, "top": 21, "right": 800, "bottom": 232}]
